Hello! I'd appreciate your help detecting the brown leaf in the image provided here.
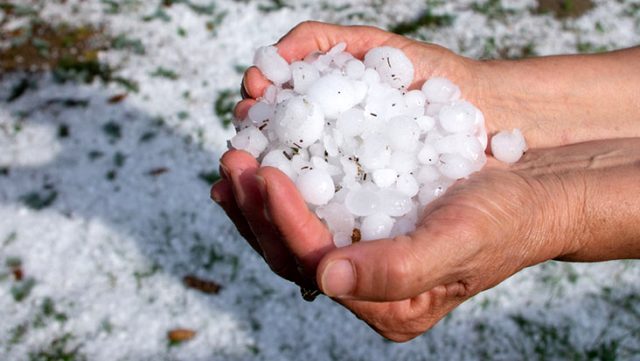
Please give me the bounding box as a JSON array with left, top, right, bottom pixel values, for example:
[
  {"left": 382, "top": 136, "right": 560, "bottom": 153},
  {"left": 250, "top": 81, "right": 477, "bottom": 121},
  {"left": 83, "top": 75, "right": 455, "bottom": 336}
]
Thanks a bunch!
[
  {"left": 183, "top": 275, "right": 222, "bottom": 294},
  {"left": 351, "top": 228, "right": 361, "bottom": 243},
  {"left": 168, "top": 329, "right": 196, "bottom": 343},
  {"left": 147, "top": 167, "right": 170, "bottom": 176},
  {"left": 107, "top": 93, "right": 128, "bottom": 104},
  {"left": 12, "top": 267, "right": 23, "bottom": 281}
]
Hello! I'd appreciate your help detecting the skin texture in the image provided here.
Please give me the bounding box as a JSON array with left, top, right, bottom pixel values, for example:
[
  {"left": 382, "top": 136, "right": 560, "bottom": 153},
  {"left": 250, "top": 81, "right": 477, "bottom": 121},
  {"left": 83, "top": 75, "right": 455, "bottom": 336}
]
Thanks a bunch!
[{"left": 213, "top": 22, "right": 640, "bottom": 342}]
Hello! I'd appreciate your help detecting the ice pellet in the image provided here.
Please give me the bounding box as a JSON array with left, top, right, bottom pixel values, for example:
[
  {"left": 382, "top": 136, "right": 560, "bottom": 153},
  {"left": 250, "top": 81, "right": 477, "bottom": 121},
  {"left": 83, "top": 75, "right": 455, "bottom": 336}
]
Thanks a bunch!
[
  {"left": 296, "top": 169, "right": 335, "bottom": 206},
  {"left": 491, "top": 129, "right": 527, "bottom": 164},
  {"left": 361, "top": 213, "right": 394, "bottom": 241},
  {"left": 254, "top": 46, "right": 291, "bottom": 85}
]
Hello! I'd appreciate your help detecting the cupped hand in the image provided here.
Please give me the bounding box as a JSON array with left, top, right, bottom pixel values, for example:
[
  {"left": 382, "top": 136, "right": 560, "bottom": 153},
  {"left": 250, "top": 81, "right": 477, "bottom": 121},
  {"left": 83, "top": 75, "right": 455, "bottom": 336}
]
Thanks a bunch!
[{"left": 213, "top": 138, "right": 640, "bottom": 341}]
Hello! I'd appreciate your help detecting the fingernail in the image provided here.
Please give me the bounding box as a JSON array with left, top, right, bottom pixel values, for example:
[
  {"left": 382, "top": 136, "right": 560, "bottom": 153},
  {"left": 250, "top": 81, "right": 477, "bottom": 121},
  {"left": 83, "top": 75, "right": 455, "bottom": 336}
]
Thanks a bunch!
[
  {"left": 219, "top": 163, "right": 230, "bottom": 180},
  {"left": 255, "top": 175, "right": 271, "bottom": 222},
  {"left": 230, "top": 169, "right": 246, "bottom": 205},
  {"left": 321, "top": 259, "right": 355, "bottom": 298},
  {"left": 210, "top": 188, "right": 222, "bottom": 204}
]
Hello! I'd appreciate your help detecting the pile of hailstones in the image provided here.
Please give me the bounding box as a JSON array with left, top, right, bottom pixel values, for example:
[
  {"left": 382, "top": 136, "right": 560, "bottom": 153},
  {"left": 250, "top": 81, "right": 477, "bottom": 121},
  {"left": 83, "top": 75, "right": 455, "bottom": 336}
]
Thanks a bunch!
[{"left": 230, "top": 43, "right": 527, "bottom": 246}]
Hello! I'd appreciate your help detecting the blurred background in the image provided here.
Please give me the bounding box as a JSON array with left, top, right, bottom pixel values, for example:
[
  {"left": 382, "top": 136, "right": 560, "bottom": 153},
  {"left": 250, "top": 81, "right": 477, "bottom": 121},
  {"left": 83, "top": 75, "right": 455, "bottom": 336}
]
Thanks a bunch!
[{"left": 0, "top": 1, "right": 639, "bottom": 360}]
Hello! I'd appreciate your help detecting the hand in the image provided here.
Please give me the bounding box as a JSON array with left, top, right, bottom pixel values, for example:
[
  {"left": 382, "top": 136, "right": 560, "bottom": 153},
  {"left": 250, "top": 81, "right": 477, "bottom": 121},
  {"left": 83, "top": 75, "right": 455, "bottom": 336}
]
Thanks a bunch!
[
  {"left": 236, "top": 22, "right": 640, "bottom": 148},
  {"left": 213, "top": 138, "right": 640, "bottom": 341}
]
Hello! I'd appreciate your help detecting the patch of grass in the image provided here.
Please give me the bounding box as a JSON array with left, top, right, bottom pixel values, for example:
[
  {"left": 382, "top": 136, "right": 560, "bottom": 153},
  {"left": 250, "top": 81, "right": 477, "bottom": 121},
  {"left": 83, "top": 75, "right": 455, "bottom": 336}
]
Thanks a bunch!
[
  {"left": 7, "top": 77, "right": 34, "bottom": 102},
  {"left": 88, "top": 150, "right": 104, "bottom": 161},
  {"left": 150, "top": 67, "right": 179, "bottom": 80},
  {"left": 11, "top": 277, "right": 36, "bottom": 302},
  {"left": 471, "top": 0, "right": 516, "bottom": 20},
  {"left": 111, "top": 34, "right": 145, "bottom": 55},
  {"left": 390, "top": 9, "right": 454, "bottom": 35},
  {"left": 113, "top": 152, "right": 126, "bottom": 167},
  {"left": 102, "top": 121, "right": 121, "bottom": 141},
  {"left": 28, "top": 333, "right": 86, "bottom": 361},
  {"left": 20, "top": 190, "right": 58, "bottom": 210},
  {"left": 198, "top": 170, "right": 220, "bottom": 184},
  {"left": 214, "top": 89, "right": 237, "bottom": 128},
  {"left": 536, "top": 0, "right": 594, "bottom": 19}
]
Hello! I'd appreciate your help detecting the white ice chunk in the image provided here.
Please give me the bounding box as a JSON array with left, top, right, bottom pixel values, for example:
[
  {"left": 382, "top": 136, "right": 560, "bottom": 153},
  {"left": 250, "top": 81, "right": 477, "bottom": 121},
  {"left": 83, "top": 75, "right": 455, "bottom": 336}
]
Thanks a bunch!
[
  {"left": 272, "top": 96, "right": 324, "bottom": 146},
  {"left": 386, "top": 116, "right": 420, "bottom": 152},
  {"left": 345, "top": 59, "right": 365, "bottom": 79},
  {"left": 248, "top": 101, "right": 274, "bottom": 127},
  {"left": 379, "top": 189, "right": 412, "bottom": 217},
  {"left": 296, "top": 169, "right": 335, "bottom": 206},
  {"left": 421, "top": 77, "right": 461, "bottom": 103},
  {"left": 372, "top": 168, "right": 398, "bottom": 188},
  {"left": 307, "top": 74, "right": 359, "bottom": 119},
  {"left": 261, "top": 149, "right": 296, "bottom": 180},
  {"left": 396, "top": 173, "right": 419, "bottom": 197},
  {"left": 291, "top": 61, "right": 320, "bottom": 94},
  {"left": 439, "top": 101, "right": 480, "bottom": 134},
  {"left": 230, "top": 126, "right": 268, "bottom": 158},
  {"left": 439, "top": 153, "right": 474, "bottom": 179},
  {"left": 336, "top": 108, "right": 366, "bottom": 137},
  {"left": 345, "top": 188, "right": 380, "bottom": 217},
  {"left": 491, "top": 129, "right": 527, "bottom": 163},
  {"left": 364, "top": 46, "right": 415, "bottom": 90},
  {"left": 361, "top": 213, "right": 395, "bottom": 241},
  {"left": 316, "top": 202, "right": 355, "bottom": 235},
  {"left": 254, "top": 46, "right": 291, "bottom": 85}
]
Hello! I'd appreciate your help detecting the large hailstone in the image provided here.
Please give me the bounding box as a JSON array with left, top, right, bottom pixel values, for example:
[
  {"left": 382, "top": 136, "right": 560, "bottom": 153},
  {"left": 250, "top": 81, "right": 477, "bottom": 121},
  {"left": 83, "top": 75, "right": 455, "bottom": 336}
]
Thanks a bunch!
[
  {"left": 307, "top": 74, "right": 360, "bottom": 119},
  {"left": 364, "top": 46, "right": 415, "bottom": 90},
  {"left": 272, "top": 96, "right": 324, "bottom": 146},
  {"left": 491, "top": 129, "right": 527, "bottom": 163},
  {"left": 254, "top": 46, "right": 291, "bottom": 85}
]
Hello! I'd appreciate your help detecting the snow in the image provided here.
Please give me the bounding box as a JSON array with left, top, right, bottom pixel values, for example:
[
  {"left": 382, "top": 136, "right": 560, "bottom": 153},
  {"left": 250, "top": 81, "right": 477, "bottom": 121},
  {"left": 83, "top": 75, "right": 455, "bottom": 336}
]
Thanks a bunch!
[{"left": 1, "top": 0, "right": 639, "bottom": 360}]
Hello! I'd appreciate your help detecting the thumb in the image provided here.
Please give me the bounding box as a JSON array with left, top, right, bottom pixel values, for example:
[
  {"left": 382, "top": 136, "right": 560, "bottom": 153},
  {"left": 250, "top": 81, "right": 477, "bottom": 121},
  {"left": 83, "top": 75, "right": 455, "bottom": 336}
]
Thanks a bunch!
[{"left": 316, "top": 227, "right": 463, "bottom": 302}]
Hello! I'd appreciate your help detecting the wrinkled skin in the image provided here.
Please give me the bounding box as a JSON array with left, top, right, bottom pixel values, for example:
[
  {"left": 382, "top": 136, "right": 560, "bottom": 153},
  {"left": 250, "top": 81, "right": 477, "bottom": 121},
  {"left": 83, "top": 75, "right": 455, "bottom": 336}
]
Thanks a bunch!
[{"left": 212, "top": 22, "right": 640, "bottom": 342}]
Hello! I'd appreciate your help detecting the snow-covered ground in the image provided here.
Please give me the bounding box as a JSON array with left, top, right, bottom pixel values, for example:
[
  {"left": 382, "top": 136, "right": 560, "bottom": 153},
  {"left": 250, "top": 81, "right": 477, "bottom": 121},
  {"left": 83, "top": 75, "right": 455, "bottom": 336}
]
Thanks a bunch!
[{"left": 1, "top": 1, "right": 639, "bottom": 360}]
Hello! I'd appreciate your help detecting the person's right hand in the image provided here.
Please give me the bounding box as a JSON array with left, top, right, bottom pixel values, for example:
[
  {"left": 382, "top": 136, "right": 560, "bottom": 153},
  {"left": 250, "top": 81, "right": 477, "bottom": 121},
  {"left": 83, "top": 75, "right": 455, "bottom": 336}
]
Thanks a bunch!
[{"left": 236, "top": 22, "right": 640, "bottom": 149}]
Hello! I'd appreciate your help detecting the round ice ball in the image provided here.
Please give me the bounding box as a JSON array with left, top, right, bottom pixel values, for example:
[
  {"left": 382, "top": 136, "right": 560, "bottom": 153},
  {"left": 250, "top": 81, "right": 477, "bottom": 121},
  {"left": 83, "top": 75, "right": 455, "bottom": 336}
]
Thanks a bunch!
[
  {"left": 345, "top": 188, "right": 380, "bottom": 217},
  {"left": 345, "top": 59, "right": 366, "bottom": 79},
  {"left": 248, "top": 101, "right": 274, "bottom": 126},
  {"left": 396, "top": 173, "right": 419, "bottom": 197},
  {"left": 307, "top": 74, "right": 358, "bottom": 119},
  {"left": 438, "top": 153, "right": 474, "bottom": 180},
  {"left": 290, "top": 61, "right": 320, "bottom": 94},
  {"left": 296, "top": 169, "right": 335, "bottom": 206},
  {"left": 421, "top": 77, "right": 461, "bottom": 103},
  {"left": 254, "top": 46, "right": 291, "bottom": 85},
  {"left": 336, "top": 108, "right": 366, "bottom": 137},
  {"left": 230, "top": 126, "right": 268, "bottom": 158},
  {"left": 372, "top": 168, "right": 398, "bottom": 188},
  {"left": 316, "top": 202, "right": 355, "bottom": 235},
  {"left": 386, "top": 116, "right": 420, "bottom": 152},
  {"left": 491, "top": 129, "right": 527, "bottom": 164},
  {"left": 272, "top": 96, "right": 324, "bottom": 146},
  {"left": 364, "top": 46, "right": 415, "bottom": 90},
  {"left": 357, "top": 136, "right": 391, "bottom": 171},
  {"left": 439, "top": 101, "right": 480, "bottom": 134},
  {"left": 379, "top": 189, "right": 412, "bottom": 217},
  {"left": 361, "top": 213, "right": 395, "bottom": 241},
  {"left": 261, "top": 149, "right": 296, "bottom": 180}
]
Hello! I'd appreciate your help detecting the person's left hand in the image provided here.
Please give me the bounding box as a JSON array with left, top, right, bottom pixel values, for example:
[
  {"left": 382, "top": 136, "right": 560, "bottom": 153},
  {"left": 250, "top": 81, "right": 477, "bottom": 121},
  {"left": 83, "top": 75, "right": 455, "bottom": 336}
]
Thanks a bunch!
[{"left": 212, "top": 138, "right": 640, "bottom": 341}]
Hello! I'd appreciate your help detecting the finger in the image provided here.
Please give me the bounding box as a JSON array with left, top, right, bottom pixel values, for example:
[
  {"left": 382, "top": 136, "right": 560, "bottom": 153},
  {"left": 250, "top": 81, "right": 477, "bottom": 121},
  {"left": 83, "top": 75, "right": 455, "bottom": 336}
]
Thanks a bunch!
[
  {"left": 316, "top": 225, "right": 467, "bottom": 301},
  {"left": 243, "top": 66, "right": 271, "bottom": 99},
  {"left": 210, "top": 179, "right": 262, "bottom": 254},
  {"left": 256, "top": 166, "right": 335, "bottom": 276},
  {"left": 276, "top": 21, "right": 395, "bottom": 62},
  {"left": 220, "top": 150, "right": 301, "bottom": 282},
  {"left": 234, "top": 99, "right": 256, "bottom": 120},
  {"left": 337, "top": 284, "right": 467, "bottom": 342}
]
